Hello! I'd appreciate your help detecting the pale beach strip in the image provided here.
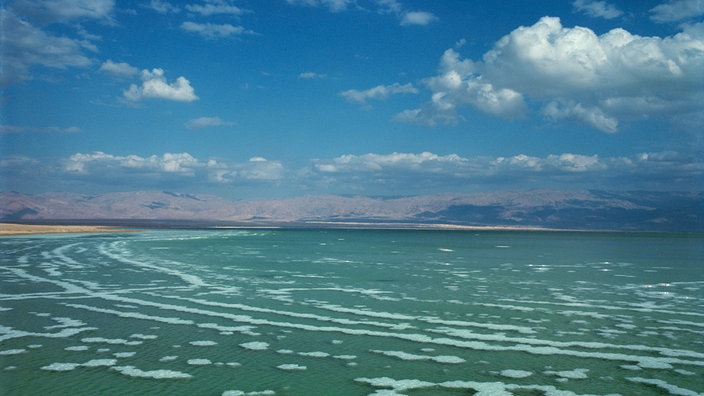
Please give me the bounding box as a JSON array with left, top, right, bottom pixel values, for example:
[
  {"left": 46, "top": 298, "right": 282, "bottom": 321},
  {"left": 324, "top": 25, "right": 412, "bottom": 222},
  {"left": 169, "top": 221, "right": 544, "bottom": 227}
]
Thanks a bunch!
[{"left": 0, "top": 223, "right": 135, "bottom": 236}]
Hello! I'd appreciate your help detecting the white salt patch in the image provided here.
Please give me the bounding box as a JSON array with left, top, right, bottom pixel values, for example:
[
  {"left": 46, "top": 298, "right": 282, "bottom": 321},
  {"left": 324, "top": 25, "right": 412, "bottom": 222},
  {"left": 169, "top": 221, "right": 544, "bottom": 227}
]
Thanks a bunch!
[
  {"left": 81, "top": 337, "right": 141, "bottom": 346},
  {"left": 82, "top": 359, "right": 117, "bottom": 367},
  {"left": 27, "top": 344, "right": 42, "bottom": 349},
  {"left": 628, "top": 377, "right": 701, "bottom": 396},
  {"left": 42, "top": 363, "right": 79, "bottom": 371},
  {"left": 189, "top": 340, "right": 217, "bottom": 346},
  {"left": 500, "top": 369, "right": 533, "bottom": 378},
  {"left": 277, "top": 364, "right": 306, "bottom": 371},
  {"left": 334, "top": 355, "right": 356, "bottom": 360},
  {"left": 130, "top": 333, "right": 158, "bottom": 340},
  {"left": 544, "top": 368, "right": 589, "bottom": 379},
  {"left": 240, "top": 341, "right": 269, "bottom": 351},
  {"left": 277, "top": 349, "right": 294, "bottom": 354},
  {"left": 222, "top": 391, "right": 275, "bottom": 396},
  {"left": 187, "top": 358, "right": 212, "bottom": 365},
  {"left": 331, "top": 339, "right": 343, "bottom": 345},
  {"left": 159, "top": 355, "right": 178, "bottom": 362},
  {"left": 621, "top": 365, "right": 642, "bottom": 370},
  {"left": 674, "top": 369, "right": 695, "bottom": 376},
  {"left": 112, "top": 365, "right": 192, "bottom": 379},
  {"left": 113, "top": 352, "right": 136, "bottom": 358},
  {"left": 0, "top": 349, "right": 26, "bottom": 355},
  {"left": 226, "top": 362, "right": 242, "bottom": 367},
  {"left": 370, "top": 350, "right": 465, "bottom": 364},
  {"left": 298, "top": 351, "right": 329, "bottom": 358}
]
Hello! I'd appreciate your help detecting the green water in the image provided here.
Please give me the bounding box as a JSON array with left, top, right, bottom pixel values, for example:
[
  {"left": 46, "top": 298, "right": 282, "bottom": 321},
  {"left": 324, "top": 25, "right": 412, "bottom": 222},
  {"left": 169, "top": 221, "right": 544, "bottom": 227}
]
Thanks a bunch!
[{"left": 1, "top": 230, "right": 703, "bottom": 395}]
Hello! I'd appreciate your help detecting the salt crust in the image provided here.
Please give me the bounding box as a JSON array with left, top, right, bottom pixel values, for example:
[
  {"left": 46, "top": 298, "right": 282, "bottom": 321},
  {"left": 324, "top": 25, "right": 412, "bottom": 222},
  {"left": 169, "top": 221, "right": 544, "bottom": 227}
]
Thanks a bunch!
[
  {"left": 187, "top": 358, "right": 212, "bottom": 365},
  {"left": 112, "top": 365, "right": 192, "bottom": 379},
  {"left": 42, "top": 359, "right": 117, "bottom": 371},
  {"left": 356, "top": 376, "right": 623, "bottom": 396},
  {"left": 628, "top": 377, "right": 701, "bottom": 396},
  {"left": 0, "top": 349, "right": 26, "bottom": 355},
  {"left": 15, "top": 265, "right": 696, "bottom": 371},
  {"left": 240, "top": 341, "right": 269, "bottom": 350},
  {"left": 276, "top": 364, "right": 307, "bottom": 371},
  {"left": 500, "top": 369, "right": 533, "bottom": 378},
  {"left": 189, "top": 340, "right": 217, "bottom": 346},
  {"left": 544, "top": 368, "right": 589, "bottom": 379},
  {"left": 113, "top": 352, "right": 136, "bottom": 358},
  {"left": 65, "top": 345, "right": 90, "bottom": 351},
  {"left": 222, "top": 390, "right": 275, "bottom": 396},
  {"left": 371, "top": 349, "right": 465, "bottom": 364}
]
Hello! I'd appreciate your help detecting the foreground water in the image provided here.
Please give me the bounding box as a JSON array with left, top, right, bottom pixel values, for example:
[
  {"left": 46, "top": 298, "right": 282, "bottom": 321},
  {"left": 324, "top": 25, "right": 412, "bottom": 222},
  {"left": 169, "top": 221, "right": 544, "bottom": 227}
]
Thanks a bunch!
[{"left": 1, "top": 229, "right": 703, "bottom": 395}]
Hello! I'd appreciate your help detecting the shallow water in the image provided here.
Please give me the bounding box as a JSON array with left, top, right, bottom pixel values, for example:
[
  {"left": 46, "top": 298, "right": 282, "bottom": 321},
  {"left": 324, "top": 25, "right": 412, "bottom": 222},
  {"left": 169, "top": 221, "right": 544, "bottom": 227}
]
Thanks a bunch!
[{"left": 1, "top": 229, "right": 703, "bottom": 395}]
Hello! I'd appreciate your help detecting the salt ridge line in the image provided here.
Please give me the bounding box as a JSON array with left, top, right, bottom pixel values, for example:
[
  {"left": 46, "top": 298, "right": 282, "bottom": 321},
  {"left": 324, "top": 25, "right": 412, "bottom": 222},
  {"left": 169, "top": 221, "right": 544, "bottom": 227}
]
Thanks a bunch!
[
  {"left": 497, "top": 298, "right": 704, "bottom": 318},
  {"left": 355, "top": 376, "right": 641, "bottom": 396},
  {"left": 98, "top": 242, "right": 207, "bottom": 287},
  {"left": 8, "top": 255, "right": 704, "bottom": 370},
  {"left": 427, "top": 326, "right": 704, "bottom": 360},
  {"left": 52, "top": 299, "right": 704, "bottom": 370},
  {"left": 310, "top": 302, "right": 537, "bottom": 334},
  {"left": 150, "top": 294, "right": 415, "bottom": 331}
]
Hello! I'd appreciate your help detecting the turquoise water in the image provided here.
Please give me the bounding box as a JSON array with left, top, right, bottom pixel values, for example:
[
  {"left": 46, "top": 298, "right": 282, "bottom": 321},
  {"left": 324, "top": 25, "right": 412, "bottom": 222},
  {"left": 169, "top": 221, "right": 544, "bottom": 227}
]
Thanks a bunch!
[{"left": 1, "top": 229, "right": 703, "bottom": 395}]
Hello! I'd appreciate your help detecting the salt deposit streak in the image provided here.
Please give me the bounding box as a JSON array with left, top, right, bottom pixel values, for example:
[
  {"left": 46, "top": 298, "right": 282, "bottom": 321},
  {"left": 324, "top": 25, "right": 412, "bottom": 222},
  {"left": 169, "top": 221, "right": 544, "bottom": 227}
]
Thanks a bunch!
[
  {"left": 628, "top": 377, "right": 702, "bottom": 396},
  {"left": 277, "top": 364, "right": 306, "bottom": 371},
  {"left": 370, "top": 349, "right": 465, "bottom": 364},
  {"left": 239, "top": 341, "right": 269, "bottom": 351},
  {"left": 112, "top": 365, "right": 192, "bottom": 379},
  {"left": 500, "top": 369, "right": 533, "bottom": 378}
]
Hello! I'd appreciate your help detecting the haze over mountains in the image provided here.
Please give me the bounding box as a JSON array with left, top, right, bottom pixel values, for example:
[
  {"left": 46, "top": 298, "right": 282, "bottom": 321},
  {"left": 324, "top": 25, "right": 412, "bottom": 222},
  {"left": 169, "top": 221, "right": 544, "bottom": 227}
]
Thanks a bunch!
[{"left": 1, "top": 190, "right": 701, "bottom": 232}]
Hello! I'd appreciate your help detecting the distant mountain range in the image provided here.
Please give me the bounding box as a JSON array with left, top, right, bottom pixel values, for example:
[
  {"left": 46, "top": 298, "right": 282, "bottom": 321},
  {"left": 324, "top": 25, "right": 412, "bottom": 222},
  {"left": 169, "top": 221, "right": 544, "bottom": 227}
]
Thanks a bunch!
[{"left": 1, "top": 190, "right": 702, "bottom": 231}]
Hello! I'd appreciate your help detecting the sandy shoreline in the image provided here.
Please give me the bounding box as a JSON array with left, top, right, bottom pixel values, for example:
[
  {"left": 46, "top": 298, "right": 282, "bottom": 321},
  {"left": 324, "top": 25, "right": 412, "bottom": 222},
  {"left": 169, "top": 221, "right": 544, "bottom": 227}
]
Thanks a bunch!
[
  {"left": 0, "top": 221, "right": 571, "bottom": 236},
  {"left": 0, "top": 223, "right": 136, "bottom": 236}
]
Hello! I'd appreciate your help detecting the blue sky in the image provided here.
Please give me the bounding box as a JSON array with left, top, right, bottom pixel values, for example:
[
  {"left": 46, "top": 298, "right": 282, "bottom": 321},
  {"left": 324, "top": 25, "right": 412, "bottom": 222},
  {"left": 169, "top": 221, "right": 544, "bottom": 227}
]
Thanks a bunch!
[{"left": 1, "top": 0, "right": 703, "bottom": 198}]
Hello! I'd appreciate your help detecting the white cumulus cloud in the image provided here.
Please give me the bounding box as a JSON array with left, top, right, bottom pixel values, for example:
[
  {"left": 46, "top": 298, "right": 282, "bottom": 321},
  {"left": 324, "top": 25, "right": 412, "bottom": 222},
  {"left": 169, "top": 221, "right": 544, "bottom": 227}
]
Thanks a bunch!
[
  {"left": 572, "top": 0, "right": 623, "bottom": 19},
  {"left": 124, "top": 68, "right": 198, "bottom": 102},
  {"left": 400, "top": 11, "right": 438, "bottom": 26},
  {"left": 340, "top": 83, "right": 418, "bottom": 107},
  {"left": 185, "top": 0, "right": 244, "bottom": 16},
  {"left": 180, "top": 21, "right": 247, "bottom": 39},
  {"left": 99, "top": 60, "right": 139, "bottom": 78},
  {"left": 650, "top": 0, "right": 704, "bottom": 23},
  {"left": 398, "top": 16, "right": 704, "bottom": 132}
]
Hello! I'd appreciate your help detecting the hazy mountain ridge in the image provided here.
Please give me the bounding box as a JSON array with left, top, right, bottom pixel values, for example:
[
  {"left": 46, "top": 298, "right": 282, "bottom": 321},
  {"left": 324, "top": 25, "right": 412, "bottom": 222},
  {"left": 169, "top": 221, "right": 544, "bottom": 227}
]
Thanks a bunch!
[{"left": 1, "top": 190, "right": 701, "bottom": 231}]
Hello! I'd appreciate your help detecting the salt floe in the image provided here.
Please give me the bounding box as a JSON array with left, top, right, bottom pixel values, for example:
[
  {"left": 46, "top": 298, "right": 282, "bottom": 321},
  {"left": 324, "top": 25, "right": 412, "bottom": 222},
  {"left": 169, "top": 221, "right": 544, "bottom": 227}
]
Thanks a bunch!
[
  {"left": 298, "top": 351, "right": 329, "bottom": 358},
  {"left": 370, "top": 350, "right": 465, "bottom": 364},
  {"left": 222, "top": 390, "right": 275, "bottom": 396},
  {"left": 544, "top": 368, "right": 589, "bottom": 380},
  {"left": 41, "top": 362, "right": 80, "bottom": 371},
  {"left": 159, "top": 355, "right": 178, "bottom": 362},
  {"left": 130, "top": 333, "right": 158, "bottom": 340},
  {"left": 628, "top": 377, "right": 701, "bottom": 396},
  {"left": 111, "top": 365, "right": 192, "bottom": 379},
  {"left": 499, "top": 369, "right": 533, "bottom": 378},
  {"left": 240, "top": 341, "right": 269, "bottom": 350},
  {"left": 276, "top": 364, "right": 306, "bottom": 371},
  {"left": 0, "top": 349, "right": 26, "bottom": 355},
  {"left": 189, "top": 340, "right": 217, "bottom": 346},
  {"left": 113, "top": 352, "right": 136, "bottom": 358},
  {"left": 41, "top": 359, "right": 116, "bottom": 371},
  {"left": 81, "top": 337, "right": 142, "bottom": 346},
  {"left": 187, "top": 358, "right": 212, "bottom": 365}
]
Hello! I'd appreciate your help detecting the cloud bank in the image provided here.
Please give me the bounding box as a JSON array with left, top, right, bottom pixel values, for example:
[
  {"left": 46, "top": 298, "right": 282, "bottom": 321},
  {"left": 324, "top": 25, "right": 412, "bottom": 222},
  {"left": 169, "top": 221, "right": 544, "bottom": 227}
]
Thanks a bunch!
[
  {"left": 398, "top": 16, "right": 704, "bottom": 132},
  {"left": 4, "top": 149, "right": 698, "bottom": 195}
]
